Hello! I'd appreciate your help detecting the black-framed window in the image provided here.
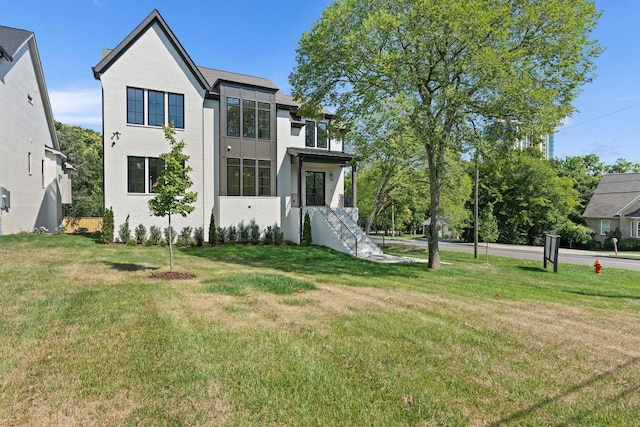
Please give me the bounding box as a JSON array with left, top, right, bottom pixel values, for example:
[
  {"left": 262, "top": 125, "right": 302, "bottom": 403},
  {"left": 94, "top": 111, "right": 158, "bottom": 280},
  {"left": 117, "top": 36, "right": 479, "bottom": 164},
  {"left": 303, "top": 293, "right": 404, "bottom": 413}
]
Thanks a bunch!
[
  {"left": 259, "top": 160, "right": 271, "bottom": 196},
  {"left": 258, "top": 102, "right": 270, "bottom": 140},
  {"left": 128, "top": 156, "right": 145, "bottom": 193},
  {"left": 305, "top": 120, "right": 315, "bottom": 147},
  {"left": 128, "top": 156, "right": 164, "bottom": 194},
  {"left": 227, "top": 97, "right": 240, "bottom": 137},
  {"left": 127, "top": 87, "right": 144, "bottom": 125},
  {"left": 317, "top": 122, "right": 328, "bottom": 148},
  {"left": 243, "top": 159, "right": 256, "bottom": 196},
  {"left": 168, "top": 93, "right": 184, "bottom": 128},
  {"left": 243, "top": 100, "right": 256, "bottom": 138},
  {"left": 148, "top": 90, "right": 164, "bottom": 126},
  {"left": 227, "top": 158, "right": 241, "bottom": 195}
]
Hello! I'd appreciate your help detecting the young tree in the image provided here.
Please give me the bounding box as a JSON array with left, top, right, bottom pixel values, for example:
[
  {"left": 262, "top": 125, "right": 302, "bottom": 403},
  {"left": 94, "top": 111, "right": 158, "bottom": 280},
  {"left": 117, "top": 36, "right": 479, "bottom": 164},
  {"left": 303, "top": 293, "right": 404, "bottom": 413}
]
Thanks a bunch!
[
  {"left": 479, "top": 204, "right": 499, "bottom": 264},
  {"left": 148, "top": 124, "right": 198, "bottom": 272},
  {"left": 290, "top": 0, "right": 601, "bottom": 268}
]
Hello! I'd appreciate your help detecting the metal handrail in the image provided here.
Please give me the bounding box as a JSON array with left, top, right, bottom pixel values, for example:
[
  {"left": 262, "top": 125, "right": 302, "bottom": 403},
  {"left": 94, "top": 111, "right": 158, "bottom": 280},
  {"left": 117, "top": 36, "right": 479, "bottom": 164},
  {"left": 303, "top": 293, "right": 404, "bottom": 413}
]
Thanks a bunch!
[{"left": 315, "top": 206, "right": 358, "bottom": 256}]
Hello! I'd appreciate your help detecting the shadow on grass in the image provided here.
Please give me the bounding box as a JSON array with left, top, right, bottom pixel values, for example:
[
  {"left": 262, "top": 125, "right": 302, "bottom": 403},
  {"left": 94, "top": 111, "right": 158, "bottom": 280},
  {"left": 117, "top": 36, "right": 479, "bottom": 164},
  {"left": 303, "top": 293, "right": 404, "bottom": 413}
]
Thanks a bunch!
[
  {"left": 517, "top": 266, "right": 549, "bottom": 273},
  {"left": 104, "top": 262, "right": 159, "bottom": 272},
  {"left": 489, "top": 357, "right": 640, "bottom": 426},
  {"left": 562, "top": 290, "right": 640, "bottom": 300},
  {"left": 182, "top": 244, "right": 427, "bottom": 280}
]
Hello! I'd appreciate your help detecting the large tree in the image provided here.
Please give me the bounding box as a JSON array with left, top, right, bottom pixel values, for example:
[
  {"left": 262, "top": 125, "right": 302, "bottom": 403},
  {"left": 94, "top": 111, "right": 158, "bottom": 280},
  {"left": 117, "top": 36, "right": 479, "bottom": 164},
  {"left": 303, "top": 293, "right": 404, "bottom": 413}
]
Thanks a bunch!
[
  {"left": 290, "top": 0, "right": 600, "bottom": 268},
  {"left": 55, "top": 122, "right": 103, "bottom": 217}
]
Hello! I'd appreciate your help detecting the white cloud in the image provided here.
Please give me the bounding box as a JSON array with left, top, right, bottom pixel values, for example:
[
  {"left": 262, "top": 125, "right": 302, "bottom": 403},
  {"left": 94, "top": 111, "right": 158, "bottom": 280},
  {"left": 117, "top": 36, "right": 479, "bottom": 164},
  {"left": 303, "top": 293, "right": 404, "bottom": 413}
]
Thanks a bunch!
[{"left": 49, "top": 88, "right": 102, "bottom": 130}]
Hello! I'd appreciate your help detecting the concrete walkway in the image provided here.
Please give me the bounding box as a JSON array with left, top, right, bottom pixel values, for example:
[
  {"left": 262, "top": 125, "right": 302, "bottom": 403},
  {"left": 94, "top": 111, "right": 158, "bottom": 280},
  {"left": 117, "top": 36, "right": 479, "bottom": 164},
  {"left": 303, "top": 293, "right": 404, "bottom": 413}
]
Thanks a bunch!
[{"left": 359, "top": 253, "right": 428, "bottom": 264}]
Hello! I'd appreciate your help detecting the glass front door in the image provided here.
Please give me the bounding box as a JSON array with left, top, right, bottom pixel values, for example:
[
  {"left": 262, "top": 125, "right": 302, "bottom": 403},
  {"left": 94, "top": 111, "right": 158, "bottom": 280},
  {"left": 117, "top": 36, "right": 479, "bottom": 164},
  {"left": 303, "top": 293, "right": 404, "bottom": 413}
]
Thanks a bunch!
[{"left": 305, "top": 171, "right": 325, "bottom": 206}]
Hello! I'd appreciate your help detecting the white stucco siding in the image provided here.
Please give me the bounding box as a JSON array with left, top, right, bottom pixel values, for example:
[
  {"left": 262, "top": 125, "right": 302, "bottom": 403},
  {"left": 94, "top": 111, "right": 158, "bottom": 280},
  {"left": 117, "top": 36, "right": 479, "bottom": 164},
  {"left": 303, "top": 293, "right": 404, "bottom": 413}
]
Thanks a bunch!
[
  {"left": 100, "top": 22, "right": 210, "bottom": 236},
  {"left": 217, "top": 197, "right": 280, "bottom": 231},
  {"left": 0, "top": 39, "right": 62, "bottom": 234}
]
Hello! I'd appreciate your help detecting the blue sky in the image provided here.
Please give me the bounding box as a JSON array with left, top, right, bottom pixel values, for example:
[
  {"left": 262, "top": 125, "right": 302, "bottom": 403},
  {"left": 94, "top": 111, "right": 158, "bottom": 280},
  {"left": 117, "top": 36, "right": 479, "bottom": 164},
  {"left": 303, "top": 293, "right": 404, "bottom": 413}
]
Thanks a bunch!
[{"left": 3, "top": 1, "right": 638, "bottom": 165}]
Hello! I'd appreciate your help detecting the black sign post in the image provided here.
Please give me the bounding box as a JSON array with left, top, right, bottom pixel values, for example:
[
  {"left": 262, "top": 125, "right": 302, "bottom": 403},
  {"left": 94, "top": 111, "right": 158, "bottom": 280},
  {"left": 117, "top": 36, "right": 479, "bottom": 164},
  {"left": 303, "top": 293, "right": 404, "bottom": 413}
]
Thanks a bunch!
[{"left": 543, "top": 234, "right": 560, "bottom": 273}]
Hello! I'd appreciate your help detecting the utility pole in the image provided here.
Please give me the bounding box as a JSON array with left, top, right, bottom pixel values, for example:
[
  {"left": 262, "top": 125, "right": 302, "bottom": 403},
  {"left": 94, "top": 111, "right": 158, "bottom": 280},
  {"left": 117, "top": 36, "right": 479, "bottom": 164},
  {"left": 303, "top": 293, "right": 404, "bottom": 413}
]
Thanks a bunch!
[{"left": 474, "top": 147, "right": 479, "bottom": 259}]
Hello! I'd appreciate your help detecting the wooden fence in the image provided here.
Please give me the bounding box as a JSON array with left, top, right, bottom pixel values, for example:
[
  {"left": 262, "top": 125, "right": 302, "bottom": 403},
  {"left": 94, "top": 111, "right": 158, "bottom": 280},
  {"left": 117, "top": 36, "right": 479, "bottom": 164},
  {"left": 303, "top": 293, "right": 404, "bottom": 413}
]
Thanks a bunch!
[{"left": 63, "top": 217, "right": 103, "bottom": 233}]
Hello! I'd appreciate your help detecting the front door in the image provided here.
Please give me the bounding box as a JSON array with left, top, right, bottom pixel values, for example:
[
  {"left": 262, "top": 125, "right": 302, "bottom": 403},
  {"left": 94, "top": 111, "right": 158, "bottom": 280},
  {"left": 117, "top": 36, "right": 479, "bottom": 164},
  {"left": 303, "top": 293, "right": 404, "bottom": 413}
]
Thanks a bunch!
[{"left": 305, "top": 171, "right": 325, "bottom": 206}]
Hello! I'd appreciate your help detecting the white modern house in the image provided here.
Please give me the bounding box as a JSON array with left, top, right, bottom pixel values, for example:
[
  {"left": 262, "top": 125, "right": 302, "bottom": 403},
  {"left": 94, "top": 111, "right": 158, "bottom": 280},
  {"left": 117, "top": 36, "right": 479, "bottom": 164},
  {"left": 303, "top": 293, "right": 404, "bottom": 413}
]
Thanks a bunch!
[
  {"left": 0, "top": 25, "right": 72, "bottom": 235},
  {"left": 93, "top": 10, "right": 381, "bottom": 257}
]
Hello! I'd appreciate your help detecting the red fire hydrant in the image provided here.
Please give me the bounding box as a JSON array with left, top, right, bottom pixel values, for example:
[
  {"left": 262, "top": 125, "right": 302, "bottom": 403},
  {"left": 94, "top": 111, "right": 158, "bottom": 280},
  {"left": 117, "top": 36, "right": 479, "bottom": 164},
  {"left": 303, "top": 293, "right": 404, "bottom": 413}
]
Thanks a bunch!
[{"left": 594, "top": 259, "right": 602, "bottom": 275}]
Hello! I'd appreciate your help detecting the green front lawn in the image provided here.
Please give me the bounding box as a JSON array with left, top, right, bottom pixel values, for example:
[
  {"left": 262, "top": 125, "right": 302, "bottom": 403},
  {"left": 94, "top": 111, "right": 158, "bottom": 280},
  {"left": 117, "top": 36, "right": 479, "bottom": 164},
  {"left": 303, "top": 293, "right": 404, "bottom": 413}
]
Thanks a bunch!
[{"left": 1, "top": 234, "right": 639, "bottom": 425}]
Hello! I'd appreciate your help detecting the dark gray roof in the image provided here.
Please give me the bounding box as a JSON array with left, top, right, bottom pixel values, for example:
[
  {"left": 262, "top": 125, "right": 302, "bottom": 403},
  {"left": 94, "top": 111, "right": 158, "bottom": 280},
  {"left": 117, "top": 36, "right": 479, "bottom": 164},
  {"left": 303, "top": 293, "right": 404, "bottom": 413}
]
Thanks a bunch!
[
  {"left": 198, "top": 66, "right": 279, "bottom": 92},
  {"left": 583, "top": 173, "right": 640, "bottom": 218},
  {"left": 0, "top": 25, "right": 33, "bottom": 61}
]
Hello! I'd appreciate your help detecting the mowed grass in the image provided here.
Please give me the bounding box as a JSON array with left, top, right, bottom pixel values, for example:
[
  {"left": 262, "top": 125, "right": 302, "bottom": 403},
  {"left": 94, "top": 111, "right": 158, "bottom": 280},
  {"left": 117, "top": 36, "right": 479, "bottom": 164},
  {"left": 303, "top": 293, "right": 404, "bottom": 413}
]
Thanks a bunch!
[{"left": 0, "top": 234, "right": 639, "bottom": 426}]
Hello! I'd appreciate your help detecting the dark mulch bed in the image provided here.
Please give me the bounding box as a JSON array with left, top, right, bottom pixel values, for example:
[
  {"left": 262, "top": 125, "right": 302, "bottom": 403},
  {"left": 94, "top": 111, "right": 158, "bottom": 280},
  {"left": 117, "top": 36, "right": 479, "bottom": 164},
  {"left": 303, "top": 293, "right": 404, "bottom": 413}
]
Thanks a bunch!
[{"left": 149, "top": 271, "right": 196, "bottom": 280}]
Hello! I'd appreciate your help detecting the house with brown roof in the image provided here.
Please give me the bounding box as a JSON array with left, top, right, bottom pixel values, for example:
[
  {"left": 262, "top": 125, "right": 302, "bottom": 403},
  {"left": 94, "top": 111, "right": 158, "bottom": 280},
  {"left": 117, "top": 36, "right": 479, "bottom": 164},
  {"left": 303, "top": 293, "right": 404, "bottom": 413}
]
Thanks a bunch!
[
  {"left": 0, "top": 25, "right": 72, "bottom": 235},
  {"left": 583, "top": 172, "right": 640, "bottom": 246},
  {"left": 92, "top": 9, "right": 381, "bottom": 256}
]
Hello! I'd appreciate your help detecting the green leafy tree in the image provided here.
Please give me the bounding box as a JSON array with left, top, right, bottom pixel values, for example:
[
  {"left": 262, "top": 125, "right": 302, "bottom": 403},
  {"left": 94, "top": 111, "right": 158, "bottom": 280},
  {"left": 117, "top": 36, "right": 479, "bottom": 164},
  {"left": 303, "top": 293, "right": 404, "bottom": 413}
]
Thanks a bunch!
[
  {"left": 208, "top": 212, "right": 217, "bottom": 245},
  {"left": 556, "top": 220, "right": 594, "bottom": 249},
  {"left": 603, "top": 158, "right": 640, "bottom": 174},
  {"left": 551, "top": 154, "right": 604, "bottom": 222},
  {"left": 55, "top": 121, "right": 103, "bottom": 217},
  {"left": 290, "top": 0, "right": 601, "bottom": 268},
  {"left": 148, "top": 124, "right": 198, "bottom": 272}
]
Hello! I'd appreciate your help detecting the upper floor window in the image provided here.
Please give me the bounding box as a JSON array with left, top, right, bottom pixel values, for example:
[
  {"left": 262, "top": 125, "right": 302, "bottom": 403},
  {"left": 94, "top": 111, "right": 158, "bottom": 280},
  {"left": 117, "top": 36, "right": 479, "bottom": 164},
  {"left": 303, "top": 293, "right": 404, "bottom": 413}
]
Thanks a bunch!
[
  {"left": 127, "top": 87, "right": 144, "bottom": 125},
  {"left": 168, "top": 93, "right": 184, "bottom": 128},
  {"left": 227, "top": 97, "right": 271, "bottom": 140},
  {"left": 305, "top": 120, "right": 315, "bottom": 147},
  {"left": 127, "top": 87, "right": 184, "bottom": 129},
  {"left": 227, "top": 97, "right": 240, "bottom": 137},
  {"left": 148, "top": 90, "right": 164, "bottom": 127},
  {"left": 317, "top": 122, "right": 328, "bottom": 149}
]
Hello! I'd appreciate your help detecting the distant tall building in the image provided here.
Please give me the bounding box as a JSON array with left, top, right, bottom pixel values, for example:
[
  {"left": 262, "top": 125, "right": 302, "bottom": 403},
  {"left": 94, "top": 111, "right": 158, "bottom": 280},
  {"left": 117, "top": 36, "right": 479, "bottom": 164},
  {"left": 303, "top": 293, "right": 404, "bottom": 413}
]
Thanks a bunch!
[
  {"left": 513, "top": 134, "right": 555, "bottom": 160},
  {"left": 485, "top": 120, "right": 554, "bottom": 160}
]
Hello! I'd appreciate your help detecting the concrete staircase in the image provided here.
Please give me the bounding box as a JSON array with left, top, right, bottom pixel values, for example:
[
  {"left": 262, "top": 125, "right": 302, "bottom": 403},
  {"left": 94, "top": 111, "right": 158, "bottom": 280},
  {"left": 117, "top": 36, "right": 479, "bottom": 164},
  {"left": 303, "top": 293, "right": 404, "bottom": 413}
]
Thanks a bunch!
[{"left": 312, "top": 207, "right": 383, "bottom": 257}]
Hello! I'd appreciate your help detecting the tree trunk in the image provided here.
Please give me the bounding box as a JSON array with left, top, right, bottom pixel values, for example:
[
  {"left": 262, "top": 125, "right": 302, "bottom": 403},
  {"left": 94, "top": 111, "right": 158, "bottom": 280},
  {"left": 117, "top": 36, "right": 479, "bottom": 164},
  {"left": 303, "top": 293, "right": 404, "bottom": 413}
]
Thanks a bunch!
[
  {"left": 168, "top": 212, "right": 173, "bottom": 272},
  {"left": 426, "top": 143, "right": 444, "bottom": 270}
]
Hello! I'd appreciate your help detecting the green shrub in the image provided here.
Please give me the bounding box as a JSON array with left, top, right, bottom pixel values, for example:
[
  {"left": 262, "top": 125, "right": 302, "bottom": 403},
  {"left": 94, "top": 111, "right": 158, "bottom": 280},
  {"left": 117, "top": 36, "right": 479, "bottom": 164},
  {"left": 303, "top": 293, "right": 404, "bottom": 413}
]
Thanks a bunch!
[
  {"left": 618, "top": 238, "right": 640, "bottom": 251},
  {"left": 149, "top": 225, "right": 162, "bottom": 245},
  {"left": 227, "top": 225, "right": 238, "bottom": 243},
  {"left": 164, "top": 226, "right": 176, "bottom": 245},
  {"left": 603, "top": 227, "right": 622, "bottom": 250},
  {"left": 238, "top": 222, "right": 249, "bottom": 244},
  {"left": 194, "top": 227, "right": 204, "bottom": 247},
  {"left": 273, "top": 224, "right": 284, "bottom": 245},
  {"left": 208, "top": 212, "right": 216, "bottom": 245},
  {"left": 118, "top": 215, "right": 131, "bottom": 243},
  {"left": 250, "top": 221, "right": 261, "bottom": 244},
  {"left": 126, "top": 238, "right": 137, "bottom": 246},
  {"left": 101, "top": 207, "right": 115, "bottom": 244},
  {"left": 177, "top": 226, "right": 193, "bottom": 247},
  {"left": 134, "top": 224, "right": 147, "bottom": 244},
  {"left": 263, "top": 226, "right": 274, "bottom": 245},
  {"left": 216, "top": 227, "right": 227, "bottom": 244},
  {"left": 302, "top": 211, "right": 312, "bottom": 246}
]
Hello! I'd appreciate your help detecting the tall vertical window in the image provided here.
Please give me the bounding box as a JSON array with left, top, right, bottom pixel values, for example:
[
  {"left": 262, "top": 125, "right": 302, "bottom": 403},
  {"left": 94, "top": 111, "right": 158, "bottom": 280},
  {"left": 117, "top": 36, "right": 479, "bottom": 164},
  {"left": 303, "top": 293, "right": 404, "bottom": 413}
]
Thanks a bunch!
[
  {"left": 227, "top": 97, "right": 240, "bottom": 137},
  {"left": 600, "top": 220, "right": 611, "bottom": 236},
  {"left": 305, "top": 120, "right": 315, "bottom": 147},
  {"left": 28, "top": 152, "right": 32, "bottom": 175},
  {"left": 243, "top": 159, "right": 256, "bottom": 196},
  {"left": 243, "top": 100, "right": 256, "bottom": 138},
  {"left": 128, "top": 157, "right": 145, "bottom": 193},
  {"left": 259, "top": 160, "right": 271, "bottom": 196},
  {"left": 258, "top": 102, "right": 270, "bottom": 139},
  {"left": 148, "top": 158, "right": 165, "bottom": 193},
  {"left": 168, "top": 93, "right": 184, "bottom": 128},
  {"left": 41, "top": 160, "right": 45, "bottom": 187},
  {"left": 317, "top": 122, "right": 328, "bottom": 148},
  {"left": 227, "top": 158, "right": 241, "bottom": 195},
  {"left": 127, "top": 87, "right": 144, "bottom": 124},
  {"left": 148, "top": 90, "right": 164, "bottom": 126}
]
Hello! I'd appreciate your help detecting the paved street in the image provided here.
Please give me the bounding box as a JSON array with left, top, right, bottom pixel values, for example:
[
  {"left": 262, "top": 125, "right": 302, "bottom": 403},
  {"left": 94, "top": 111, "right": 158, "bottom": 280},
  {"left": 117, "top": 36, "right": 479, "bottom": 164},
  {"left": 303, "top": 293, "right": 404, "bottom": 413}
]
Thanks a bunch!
[{"left": 372, "top": 237, "right": 640, "bottom": 272}]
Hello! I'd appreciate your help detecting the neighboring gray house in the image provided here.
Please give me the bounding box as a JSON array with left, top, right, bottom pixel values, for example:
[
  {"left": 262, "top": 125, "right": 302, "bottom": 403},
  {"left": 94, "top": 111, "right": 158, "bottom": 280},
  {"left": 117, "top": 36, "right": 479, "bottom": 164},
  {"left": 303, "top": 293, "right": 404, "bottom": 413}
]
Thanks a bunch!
[
  {"left": 0, "top": 25, "right": 72, "bottom": 235},
  {"left": 92, "top": 10, "right": 381, "bottom": 256},
  {"left": 583, "top": 173, "right": 640, "bottom": 246}
]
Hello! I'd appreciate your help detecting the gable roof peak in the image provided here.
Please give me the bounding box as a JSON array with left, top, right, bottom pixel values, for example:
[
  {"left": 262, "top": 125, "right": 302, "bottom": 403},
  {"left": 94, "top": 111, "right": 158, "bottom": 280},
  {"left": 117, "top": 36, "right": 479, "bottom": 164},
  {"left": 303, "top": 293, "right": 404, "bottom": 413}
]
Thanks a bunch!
[{"left": 92, "top": 9, "right": 209, "bottom": 90}]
